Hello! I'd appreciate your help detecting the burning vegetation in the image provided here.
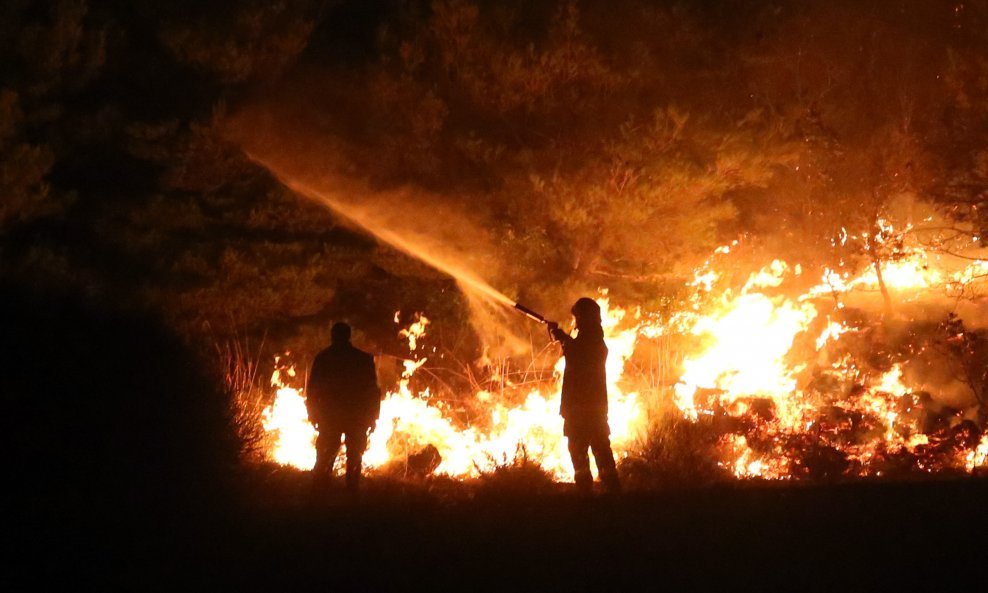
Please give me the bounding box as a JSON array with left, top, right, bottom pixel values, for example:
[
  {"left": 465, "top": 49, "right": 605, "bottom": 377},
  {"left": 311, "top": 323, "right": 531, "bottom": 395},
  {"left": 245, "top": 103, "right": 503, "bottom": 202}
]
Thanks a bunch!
[{"left": 257, "top": 217, "right": 988, "bottom": 483}]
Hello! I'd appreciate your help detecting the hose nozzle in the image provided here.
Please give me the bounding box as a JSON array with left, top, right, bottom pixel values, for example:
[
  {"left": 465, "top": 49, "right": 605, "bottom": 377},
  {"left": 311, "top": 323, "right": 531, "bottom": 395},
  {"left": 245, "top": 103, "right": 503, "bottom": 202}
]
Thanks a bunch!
[{"left": 513, "top": 302, "right": 547, "bottom": 324}]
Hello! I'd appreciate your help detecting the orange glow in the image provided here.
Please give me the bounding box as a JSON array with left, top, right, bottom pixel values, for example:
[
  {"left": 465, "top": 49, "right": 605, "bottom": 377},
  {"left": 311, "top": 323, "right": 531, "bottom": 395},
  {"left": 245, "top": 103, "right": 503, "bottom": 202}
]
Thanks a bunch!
[
  {"left": 261, "top": 298, "right": 647, "bottom": 479},
  {"left": 258, "top": 222, "right": 988, "bottom": 481}
]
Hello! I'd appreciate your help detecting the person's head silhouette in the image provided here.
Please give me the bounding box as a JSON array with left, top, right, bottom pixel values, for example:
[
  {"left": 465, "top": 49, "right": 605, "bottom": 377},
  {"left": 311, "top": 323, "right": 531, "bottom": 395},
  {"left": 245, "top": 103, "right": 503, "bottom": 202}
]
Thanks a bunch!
[
  {"left": 331, "top": 321, "right": 352, "bottom": 345},
  {"left": 571, "top": 297, "right": 602, "bottom": 330}
]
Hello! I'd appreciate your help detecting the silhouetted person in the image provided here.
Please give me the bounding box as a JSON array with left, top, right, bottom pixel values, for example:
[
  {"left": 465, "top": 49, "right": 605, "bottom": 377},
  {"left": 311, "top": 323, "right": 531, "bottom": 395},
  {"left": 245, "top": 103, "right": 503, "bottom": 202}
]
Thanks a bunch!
[
  {"left": 306, "top": 322, "right": 382, "bottom": 492},
  {"left": 548, "top": 298, "right": 621, "bottom": 494}
]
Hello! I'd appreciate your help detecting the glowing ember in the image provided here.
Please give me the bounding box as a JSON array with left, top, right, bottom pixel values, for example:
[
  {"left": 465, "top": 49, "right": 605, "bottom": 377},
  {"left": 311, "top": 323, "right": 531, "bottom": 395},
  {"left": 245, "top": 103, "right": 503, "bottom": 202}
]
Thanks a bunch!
[
  {"left": 666, "top": 229, "right": 988, "bottom": 478},
  {"left": 965, "top": 435, "right": 988, "bottom": 472}
]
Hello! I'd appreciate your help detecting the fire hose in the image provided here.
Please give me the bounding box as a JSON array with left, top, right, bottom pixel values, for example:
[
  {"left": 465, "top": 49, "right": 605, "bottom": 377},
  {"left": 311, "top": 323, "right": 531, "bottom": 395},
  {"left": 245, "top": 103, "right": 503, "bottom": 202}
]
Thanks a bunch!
[
  {"left": 513, "top": 302, "right": 547, "bottom": 324},
  {"left": 513, "top": 302, "right": 560, "bottom": 332}
]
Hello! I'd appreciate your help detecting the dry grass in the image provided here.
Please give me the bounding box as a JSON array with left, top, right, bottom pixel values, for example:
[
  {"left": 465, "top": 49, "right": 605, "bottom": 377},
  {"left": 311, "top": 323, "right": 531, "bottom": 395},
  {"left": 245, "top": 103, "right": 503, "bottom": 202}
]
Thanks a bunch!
[
  {"left": 619, "top": 410, "right": 730, "bottom": 489},
  {"left": 214, "top": 338, "right": 272, "bottom": 463},
  {"left": 474, "top": 445, "right": 557, "bottom": 497}
]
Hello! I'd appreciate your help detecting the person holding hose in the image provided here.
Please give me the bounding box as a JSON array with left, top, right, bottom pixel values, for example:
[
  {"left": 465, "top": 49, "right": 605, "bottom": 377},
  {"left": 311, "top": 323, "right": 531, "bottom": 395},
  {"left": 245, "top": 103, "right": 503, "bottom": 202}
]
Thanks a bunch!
[{"left": 548, "top": 297, "right": 621, "bottom": 494}]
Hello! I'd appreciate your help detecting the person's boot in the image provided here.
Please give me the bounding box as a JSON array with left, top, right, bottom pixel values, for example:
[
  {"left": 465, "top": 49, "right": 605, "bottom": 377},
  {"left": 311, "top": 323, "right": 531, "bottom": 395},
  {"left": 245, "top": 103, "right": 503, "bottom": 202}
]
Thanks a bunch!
[
  {"left": 600, "top": 470, "right": 621, "bottom": 495},
  {"left": 574, "top": 470, "right": 593, "bottom": 495},
  {"left": 345, "top": 470, "right": 361, "bottom": 495},
  {"left": 309, "top": 471, "right": 331, "bottom": 503}
]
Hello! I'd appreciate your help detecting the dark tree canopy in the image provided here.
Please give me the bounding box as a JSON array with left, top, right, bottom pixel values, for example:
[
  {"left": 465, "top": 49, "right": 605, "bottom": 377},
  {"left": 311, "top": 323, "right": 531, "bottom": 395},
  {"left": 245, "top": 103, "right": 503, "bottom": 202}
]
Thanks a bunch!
[{"left": 2, "top": 0, "right": 987, "bottom": 362}]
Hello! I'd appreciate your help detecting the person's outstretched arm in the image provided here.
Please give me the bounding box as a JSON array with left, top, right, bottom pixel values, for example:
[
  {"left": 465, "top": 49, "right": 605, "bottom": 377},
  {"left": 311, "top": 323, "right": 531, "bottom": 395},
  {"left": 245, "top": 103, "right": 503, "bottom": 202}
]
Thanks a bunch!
[{"left": 547, "top": 321, "right": 574, "bottom": 350}]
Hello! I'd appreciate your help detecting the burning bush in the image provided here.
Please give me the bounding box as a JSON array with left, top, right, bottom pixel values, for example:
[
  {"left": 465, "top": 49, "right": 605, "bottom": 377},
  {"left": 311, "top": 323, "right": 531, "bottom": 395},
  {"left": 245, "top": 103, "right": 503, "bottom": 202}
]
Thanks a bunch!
[
  {"left": 246, "top": 226, "right": 988, "bottom": 486},
  {"left": 618, "top": 412, "right": 729, "bottom": 489}
]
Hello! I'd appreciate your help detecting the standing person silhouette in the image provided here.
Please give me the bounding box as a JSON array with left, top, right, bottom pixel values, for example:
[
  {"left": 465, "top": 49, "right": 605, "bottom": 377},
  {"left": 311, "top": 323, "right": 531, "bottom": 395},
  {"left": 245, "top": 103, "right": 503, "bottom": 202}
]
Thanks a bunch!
[
  {"left": 306, "top": 322, "right": 382, "bottom": 492},
  {"left": 548, "top": 298, "right": 621, "bottom": 494}
]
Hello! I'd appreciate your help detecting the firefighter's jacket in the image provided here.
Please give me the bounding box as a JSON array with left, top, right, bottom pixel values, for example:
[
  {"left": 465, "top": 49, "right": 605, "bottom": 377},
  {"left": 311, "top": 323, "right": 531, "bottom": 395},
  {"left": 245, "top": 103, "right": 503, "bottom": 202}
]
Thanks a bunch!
[
  {"left": 306, "top": 343, "right": 381, "bottom": 430},
  {"left": 551, "top": 326, "right": 609, "bottom": 422}
]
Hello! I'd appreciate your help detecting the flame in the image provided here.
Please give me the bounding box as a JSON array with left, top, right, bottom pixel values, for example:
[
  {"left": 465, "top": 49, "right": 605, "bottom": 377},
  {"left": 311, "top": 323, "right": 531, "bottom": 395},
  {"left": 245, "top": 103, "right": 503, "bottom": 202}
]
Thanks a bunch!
[
  {"left": 261, "top": 296, "right": 646, "bottom": 479},
  {"left": 965, "top": 435, "right": 988, "bottom": 472},
  {"left": 674, "top": 261, "right": 818, "bottom": 423},
  {"left": 665, "top": 226, "right": 988, "bottom": 478},
  {"left": 722, "top": 435, "right": 790, "bottom": 479},
  {"left": 257, "top": 220, "right": 988, "bottom": 481},
  {"left": 261, "top": 371, "right": 317, "bottom": 470},
  {"left": 398, "top": 313, "right": 430, "bottom": 352}
]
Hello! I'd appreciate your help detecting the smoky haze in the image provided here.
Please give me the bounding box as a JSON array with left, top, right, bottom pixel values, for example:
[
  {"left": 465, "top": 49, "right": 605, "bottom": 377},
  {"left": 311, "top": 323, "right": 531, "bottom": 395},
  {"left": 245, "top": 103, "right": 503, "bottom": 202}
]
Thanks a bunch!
[
  {"left": 224, "top": 0, "right": 988, "bottom": 363},
  {"left": 227, "top": 103, "right": 539, "bottom": 353}
]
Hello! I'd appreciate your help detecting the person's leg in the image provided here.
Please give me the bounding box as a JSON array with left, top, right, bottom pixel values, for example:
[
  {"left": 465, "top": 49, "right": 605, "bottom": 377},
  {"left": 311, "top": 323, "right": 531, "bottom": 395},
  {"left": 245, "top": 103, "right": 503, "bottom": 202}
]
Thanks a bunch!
[
  {"left": 590, "top": 434, "right": 620, "bottom": 493},
  {"left": 567, "top": 435, "right": 593, "bottom": 493},
  {"left": 312, "top": 428, "right": 343, "bottom": 489},
  {"left": 343, "top": 428, "right": 369, "bottom": 491}
]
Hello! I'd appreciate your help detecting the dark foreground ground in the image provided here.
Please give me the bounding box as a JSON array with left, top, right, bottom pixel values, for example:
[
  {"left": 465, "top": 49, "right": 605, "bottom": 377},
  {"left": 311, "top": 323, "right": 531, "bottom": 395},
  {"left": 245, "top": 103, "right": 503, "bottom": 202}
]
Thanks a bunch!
[{"left": 15, "top": 474, "right": 985, "bottom": 592}]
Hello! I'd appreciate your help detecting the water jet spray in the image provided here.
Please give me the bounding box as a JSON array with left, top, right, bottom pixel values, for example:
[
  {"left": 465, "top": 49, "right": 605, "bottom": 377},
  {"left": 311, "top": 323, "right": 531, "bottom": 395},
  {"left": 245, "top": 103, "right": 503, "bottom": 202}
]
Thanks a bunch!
[{"left": 247, "top": 154, "right": 558, "bottom": 330}]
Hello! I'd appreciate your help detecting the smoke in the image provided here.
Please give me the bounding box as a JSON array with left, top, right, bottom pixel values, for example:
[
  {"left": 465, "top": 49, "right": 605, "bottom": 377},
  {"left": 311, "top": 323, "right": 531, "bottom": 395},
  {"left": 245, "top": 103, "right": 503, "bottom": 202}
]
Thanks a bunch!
[{"left": 225, "top": 102, "right": 533, "bottom": 354}]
